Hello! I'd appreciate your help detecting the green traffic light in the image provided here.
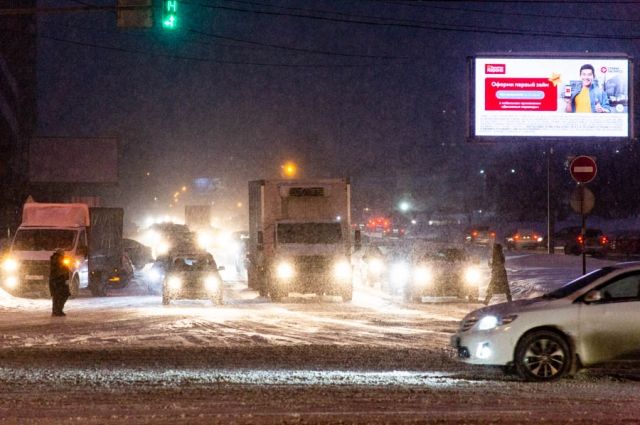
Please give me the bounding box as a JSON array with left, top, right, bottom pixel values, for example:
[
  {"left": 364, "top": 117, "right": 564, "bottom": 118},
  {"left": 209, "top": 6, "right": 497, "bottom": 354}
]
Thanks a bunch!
[
  {"left": 162, "top": 0, "right": 178, "bottom": 30},
  {"left": 162, "top": 15, "right": 176, "bottom": 29}
]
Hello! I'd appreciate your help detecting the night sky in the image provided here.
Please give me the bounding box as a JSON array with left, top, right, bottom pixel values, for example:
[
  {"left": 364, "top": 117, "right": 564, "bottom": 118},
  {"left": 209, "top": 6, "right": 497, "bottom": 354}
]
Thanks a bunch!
[{"left": 36, "top": 1, "right": 640, "bottom": 228}]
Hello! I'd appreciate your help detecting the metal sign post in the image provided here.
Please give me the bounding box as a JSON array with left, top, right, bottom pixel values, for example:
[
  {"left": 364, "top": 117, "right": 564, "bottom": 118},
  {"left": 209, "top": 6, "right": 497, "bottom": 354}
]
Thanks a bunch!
[{"left": 569, "top": 156, "right": 597, "bottom": 275}]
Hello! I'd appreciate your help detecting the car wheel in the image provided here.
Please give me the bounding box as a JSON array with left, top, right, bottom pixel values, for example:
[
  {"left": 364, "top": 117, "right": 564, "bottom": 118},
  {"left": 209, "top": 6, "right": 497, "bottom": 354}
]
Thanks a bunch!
[
  {"left": 340, "top": 285, "right": 353, "bottom": 302},
  {"left": 69, "top": 275, "right": 80, "bottom": 299},
  {"left": 515, "top": 330, "right": 571, "bottom": 382}
]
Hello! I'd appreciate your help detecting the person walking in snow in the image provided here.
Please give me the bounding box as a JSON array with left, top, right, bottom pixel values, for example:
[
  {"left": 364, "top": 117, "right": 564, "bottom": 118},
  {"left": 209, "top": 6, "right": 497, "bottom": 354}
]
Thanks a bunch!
[
  {"left": 49, "top": 249, "right": 71, "bottom": 316},
  {"left": 484, "top": 243, "right": 512, "bottom": 305}
]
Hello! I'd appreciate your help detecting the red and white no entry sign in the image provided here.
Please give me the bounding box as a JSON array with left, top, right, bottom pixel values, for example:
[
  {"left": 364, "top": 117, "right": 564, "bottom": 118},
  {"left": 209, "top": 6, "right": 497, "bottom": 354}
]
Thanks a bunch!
[{"left": 570, "top": 155, "right": 597, "bottom": 184}]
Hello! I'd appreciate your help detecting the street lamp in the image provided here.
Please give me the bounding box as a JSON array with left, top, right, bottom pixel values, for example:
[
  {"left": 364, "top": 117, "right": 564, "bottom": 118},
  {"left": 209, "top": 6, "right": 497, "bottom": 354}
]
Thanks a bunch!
[
  {"left": 399, "top": 201, "right": 410, "bottom": 212},
  {"left": 281, "top": 161, "right": 298, "bottom": 179}
]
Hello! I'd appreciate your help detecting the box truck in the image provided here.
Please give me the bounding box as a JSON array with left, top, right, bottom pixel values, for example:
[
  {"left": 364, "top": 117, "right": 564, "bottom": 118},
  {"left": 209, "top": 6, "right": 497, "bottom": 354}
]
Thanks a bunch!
[
  {"left": 247, "top": 178, "right": 354, "bottom": 301},
  {"left": 1, "top": 202, "right": 127, "bottom": 297}
]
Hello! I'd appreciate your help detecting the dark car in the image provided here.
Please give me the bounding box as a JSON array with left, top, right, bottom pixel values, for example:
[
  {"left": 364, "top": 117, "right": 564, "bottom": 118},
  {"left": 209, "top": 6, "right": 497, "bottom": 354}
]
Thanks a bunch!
[
  {"left": 123, "top": 238, "right": 153, "bottom": 269},
  {"left": 402, "top": 247, "right": 483, "bottom": 303},
  {"left": 463, "top": 226, "right": 496, "bottom": 246},
  {"left": 505, "top": 229, "right": 544, "bottom": 250},
  {"left": 553, "top": 226, "right": 608, "bottom": 257},
  {"left": 162, "top": 252, "right": 224, "bottom": 305},
  {"left": 608, "top": 230, "right": 640, "bottom": 259}
]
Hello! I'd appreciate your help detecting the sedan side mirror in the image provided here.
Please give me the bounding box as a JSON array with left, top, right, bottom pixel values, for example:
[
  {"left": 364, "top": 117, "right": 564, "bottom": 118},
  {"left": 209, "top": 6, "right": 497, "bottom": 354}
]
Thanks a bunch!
[{"left": 583, "top": 289, "right": 603, "bottom": 303}]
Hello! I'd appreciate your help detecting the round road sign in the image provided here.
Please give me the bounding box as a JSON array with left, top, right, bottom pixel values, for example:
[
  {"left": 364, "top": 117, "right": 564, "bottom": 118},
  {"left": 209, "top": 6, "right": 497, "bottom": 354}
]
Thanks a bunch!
[
  {"left": 570, "top": 156, "right": 597, "bottom": 184},
  {"left": 570, "top": 186, "right": 595, "bottom": 215}
]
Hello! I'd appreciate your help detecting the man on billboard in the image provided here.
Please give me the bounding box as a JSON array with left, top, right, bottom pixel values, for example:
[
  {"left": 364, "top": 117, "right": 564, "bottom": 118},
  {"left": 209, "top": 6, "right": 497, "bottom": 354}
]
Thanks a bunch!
[{"left": 564, "top": 64, "right": 610, "bottom": 113}]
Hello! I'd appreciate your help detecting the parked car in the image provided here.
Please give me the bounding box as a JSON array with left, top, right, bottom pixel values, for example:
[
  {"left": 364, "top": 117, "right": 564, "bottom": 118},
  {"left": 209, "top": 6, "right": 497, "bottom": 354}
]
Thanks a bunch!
[
  {"left": 505, "top": 229, "right": 544, "bottom": 250},
  {"left": 553, "top": 227, "right": 608, "bottom": 257},
  {"left": 162, "top": 252, "right": 224, "bottom": 305},
  {"left": 463, "top": 226, "right": 496, "bottom": 246},
  {"left": 401, "top": 247, "right": 484, "bottom": 303},
  {"left": 608, "top": 231, "right": 640, "bottom": 259},
  {"left": 451, "top": 262, "right": 640, "bottom": 381}
]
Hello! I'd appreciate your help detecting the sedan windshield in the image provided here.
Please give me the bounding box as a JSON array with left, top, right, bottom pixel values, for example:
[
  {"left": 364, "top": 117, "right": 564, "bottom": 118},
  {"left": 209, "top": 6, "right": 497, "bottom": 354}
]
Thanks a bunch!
[
  {"left": 543, "top": 267, "right": 614, "bottom": 299},
  {"left": 12, "top": 229, "right": 77, "bottom": 251}
]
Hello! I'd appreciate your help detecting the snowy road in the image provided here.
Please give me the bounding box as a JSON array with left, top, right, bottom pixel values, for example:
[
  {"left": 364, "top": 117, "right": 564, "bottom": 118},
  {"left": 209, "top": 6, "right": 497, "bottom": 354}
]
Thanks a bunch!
[{"left": 1, "top": 252, "right": 639, "bottom": 424}]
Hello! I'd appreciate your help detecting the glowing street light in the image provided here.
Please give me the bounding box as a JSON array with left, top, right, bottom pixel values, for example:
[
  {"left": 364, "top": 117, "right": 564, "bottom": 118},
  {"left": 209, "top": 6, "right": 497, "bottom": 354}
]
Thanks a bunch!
[
  {"left": 281, "top": 161, "right": 298, "bottom": 179},
  {"left": 399, "top": 201, "right": 410, "bottom": 212}
]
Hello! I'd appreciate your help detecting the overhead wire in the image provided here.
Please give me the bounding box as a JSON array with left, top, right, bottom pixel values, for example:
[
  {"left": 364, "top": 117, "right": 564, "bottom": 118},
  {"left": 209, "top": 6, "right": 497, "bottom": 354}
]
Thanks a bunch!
[{"left": 196, "top": 2, "right": 640, "bottom": 41}]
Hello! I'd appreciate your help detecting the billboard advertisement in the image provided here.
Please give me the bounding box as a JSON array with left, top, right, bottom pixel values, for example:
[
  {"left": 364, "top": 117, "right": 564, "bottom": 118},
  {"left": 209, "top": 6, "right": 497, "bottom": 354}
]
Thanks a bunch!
[
  {"left": 471, "top": 55, "right": 632, "bottom": 140},
  {"left": 29, "top": 137, "right": 119, "bottom": 183}
]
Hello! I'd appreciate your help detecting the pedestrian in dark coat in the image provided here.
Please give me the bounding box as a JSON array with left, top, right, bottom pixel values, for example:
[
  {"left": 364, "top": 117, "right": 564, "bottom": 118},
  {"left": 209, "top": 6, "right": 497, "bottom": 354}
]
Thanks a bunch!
[
  {"left": 484, "top": 243, "right": 512, "bottom": 305},
  {"left": 49, "top": 249, "right": 70, "bottom": 316}
]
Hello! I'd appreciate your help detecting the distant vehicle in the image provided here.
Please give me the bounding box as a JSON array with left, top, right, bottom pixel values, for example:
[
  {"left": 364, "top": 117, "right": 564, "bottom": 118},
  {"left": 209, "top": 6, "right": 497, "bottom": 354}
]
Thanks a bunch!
[
  {"left": 162, "top": 252, "right": 224, "bottom": 305},
  {"left": 452, "top": 263, "right": 640, "bottom": 381},
  {"left": 123, "top": 238, "right": 153, "bottom": 269},
  {"left": 464, "top": 226, "right": 496, "bottom": 246},
  {"left": 553, "top": 226, "right": 608, "bottom": 257},
  {"left": 505, "top": 229, "right": 543, "bottom": 250},
  {"left": 401, "top": 247, "right": 483, "bottom": 303},
  {"left": 608, "top": 231, "right": 640, "bottom": 259}
]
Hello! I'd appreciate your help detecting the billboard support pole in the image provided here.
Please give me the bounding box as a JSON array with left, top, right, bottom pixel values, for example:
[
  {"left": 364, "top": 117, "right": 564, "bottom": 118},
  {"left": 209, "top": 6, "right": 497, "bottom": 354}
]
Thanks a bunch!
[{"left": 547, "top": 146, "right": 555, "bottom": 254}]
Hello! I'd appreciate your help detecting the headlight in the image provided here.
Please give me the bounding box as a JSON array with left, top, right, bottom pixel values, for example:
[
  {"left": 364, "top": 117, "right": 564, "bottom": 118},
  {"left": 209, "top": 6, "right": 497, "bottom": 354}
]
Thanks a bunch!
[
  {"left": 333, "top": 260, "right": 352, "bottom": 281},
  {"left": 197, "top": 231, "right": 213, "bottom": 250},
  {"left": 2, "top": 258, "right": 19, "bottom": 273},
  {"left": 156, "top": 242, "right": 171, "bottom": 256},
  {"left": 204, "top": 275, "right": 220, "bottom": 291},
  {"left": 390, "top": 262, "right": 410, "bottom": 287},
  {"left": 367, "top": 258, "right": 384, "bottom": 274},
  {"left": 147, "top": 268, "right": 162, "bottom": 283},
  {"left": 413, "top": 265, "right": 433, "bottom": 285},
  {"left": 477, "top": 314, "right": 517, "bottom": 330},
  {"left": 5, "top": 275, "right": 18, "bottom": 288},
  {"left": 463, "top": 266, "right": 482, "bottom": 285},
  {"left": 276, "top": 261, "right": 295, "bottom": 280},
  {"left": 167, "top": 276, "right": 182, "bottom": 290}
]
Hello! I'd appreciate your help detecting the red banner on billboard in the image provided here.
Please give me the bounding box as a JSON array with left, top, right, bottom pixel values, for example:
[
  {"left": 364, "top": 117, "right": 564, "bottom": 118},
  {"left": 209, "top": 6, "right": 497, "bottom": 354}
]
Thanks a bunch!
[{"left": 485, "top": 78, "right": 557, "bottom": 111}]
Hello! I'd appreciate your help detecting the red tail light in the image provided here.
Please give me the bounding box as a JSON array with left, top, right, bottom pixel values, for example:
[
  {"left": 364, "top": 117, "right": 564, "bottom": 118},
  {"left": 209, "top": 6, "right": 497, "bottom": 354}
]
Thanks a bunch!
[
  {"left": 472, "top": 231, "right": 478, "bottom": 237},
  {"left": 490, "top": 232, "right": 496, "bottom": 238},
  {"left": 577, "top": 235, "right": 584, "bottom": 244},
  {"left": 600, "top": 235, "right": 608, "bottom": 245},
  {"left": 514, "top": 234, "right": 520, "bottom": 240}
]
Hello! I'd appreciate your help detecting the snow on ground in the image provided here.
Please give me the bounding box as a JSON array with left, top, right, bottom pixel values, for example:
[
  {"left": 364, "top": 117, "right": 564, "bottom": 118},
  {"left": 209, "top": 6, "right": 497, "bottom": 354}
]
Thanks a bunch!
[{"left": 1, "top": 251, "right": 639, "bottom": 424}]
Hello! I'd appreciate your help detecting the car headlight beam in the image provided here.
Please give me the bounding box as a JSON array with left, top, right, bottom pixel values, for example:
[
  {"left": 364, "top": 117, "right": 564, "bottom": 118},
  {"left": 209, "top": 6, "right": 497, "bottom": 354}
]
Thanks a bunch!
[
  {"left": 204, "top": 275, "right": 220, "bottom": 291},
  {"left": 413, "top": 265, "right": 433, "bottom": 285},
  {"left": 2, "top": 258, "right": 19, "bottom": 273},
  {"left": 333, "top": 260, "right": 352, "bottom": 281},
  {"left": 477, "top": 314, "right": 517, "bottom": 331},
  {"left": 167, "top": 276, "right": 182, "bottom": 290},
  {"left": 463, "top": 266, "right": 482, "bottom": 285},
  {"left": 276, "top": 261, "right": 295, "bottom": 280}
]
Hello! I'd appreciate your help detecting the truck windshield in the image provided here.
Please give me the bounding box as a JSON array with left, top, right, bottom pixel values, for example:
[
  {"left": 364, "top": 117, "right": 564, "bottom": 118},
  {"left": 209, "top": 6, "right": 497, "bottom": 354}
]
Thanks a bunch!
[
  {"left": 12, "top": 229, "right": 77, "bottom": 251},
  {"left": 277, "top": 223, "right": 342, "bottom": 244}
]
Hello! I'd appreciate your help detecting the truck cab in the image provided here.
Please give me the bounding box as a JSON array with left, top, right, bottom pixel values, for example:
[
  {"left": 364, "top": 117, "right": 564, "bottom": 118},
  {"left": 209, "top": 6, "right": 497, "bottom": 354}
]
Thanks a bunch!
[
  {"left": 1, "top": 203, "right": 90, "bottom": 297},
  {"left": 248, "top": 179, "right": 353, "bottom": 301}
]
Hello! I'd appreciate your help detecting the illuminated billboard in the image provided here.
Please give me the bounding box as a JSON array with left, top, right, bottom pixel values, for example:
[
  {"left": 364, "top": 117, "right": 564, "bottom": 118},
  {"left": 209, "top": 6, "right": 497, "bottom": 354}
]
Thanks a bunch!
[{"left": 470, "top": 55, "right": 632, "bottom": 140}]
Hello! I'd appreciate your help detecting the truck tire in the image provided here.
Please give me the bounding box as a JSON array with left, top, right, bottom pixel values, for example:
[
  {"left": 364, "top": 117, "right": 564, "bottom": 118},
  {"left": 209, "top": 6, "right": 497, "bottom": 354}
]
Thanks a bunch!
[
  {"left": 162, "top": 292, "right": 170, "bottom": 305},
  {"left": 69, "top": 275, "right": 80, "bottom": 299},
  {"left": 340, "top": 284, "right": 353, "bottom": 302},
  {"left": 89, "top": 275, "right": 108, "bottom": 297}
]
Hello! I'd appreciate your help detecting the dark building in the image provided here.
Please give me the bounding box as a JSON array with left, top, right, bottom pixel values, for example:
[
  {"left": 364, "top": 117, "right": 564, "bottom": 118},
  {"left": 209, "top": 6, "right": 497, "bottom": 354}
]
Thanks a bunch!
[{"left": 0, "top": 0, "right": 38, "bottom": 235}]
